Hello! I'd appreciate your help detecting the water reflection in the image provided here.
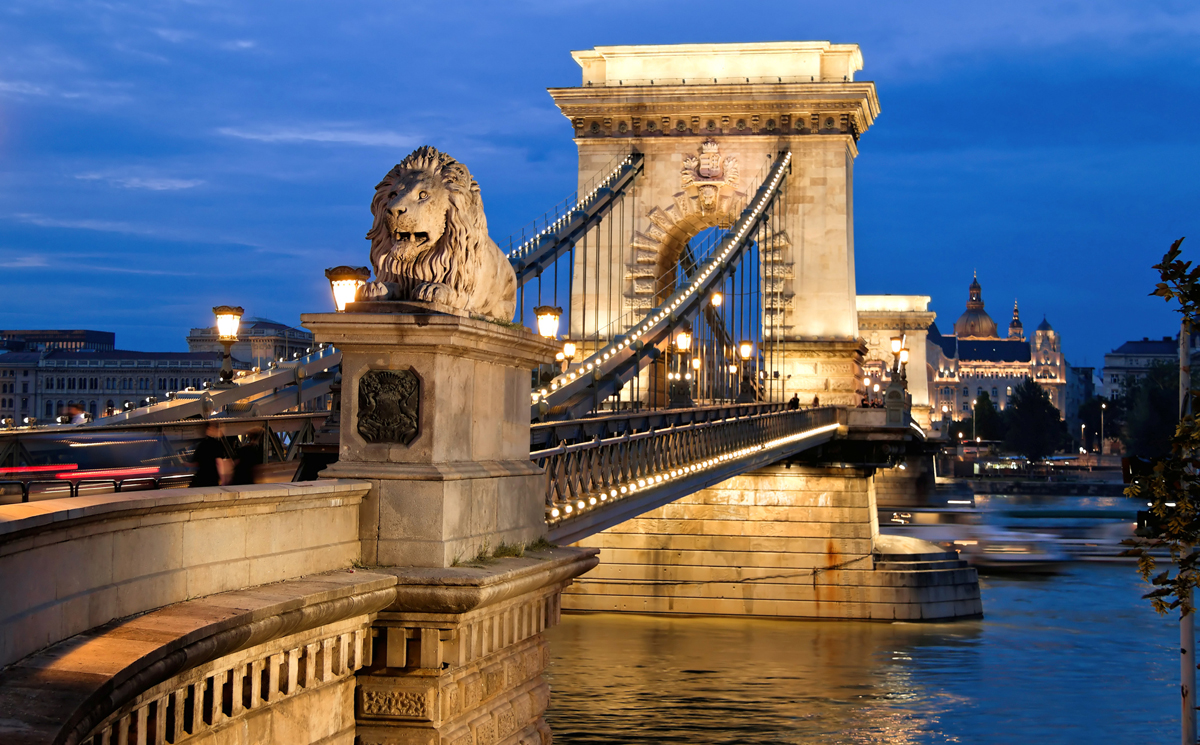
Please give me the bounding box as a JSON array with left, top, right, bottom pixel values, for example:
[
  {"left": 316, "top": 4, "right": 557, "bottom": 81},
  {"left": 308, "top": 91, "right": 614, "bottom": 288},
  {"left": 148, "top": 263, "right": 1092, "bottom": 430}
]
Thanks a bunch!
[{"left": 545, "top": 564, "right": 1177, "bottom": 743}]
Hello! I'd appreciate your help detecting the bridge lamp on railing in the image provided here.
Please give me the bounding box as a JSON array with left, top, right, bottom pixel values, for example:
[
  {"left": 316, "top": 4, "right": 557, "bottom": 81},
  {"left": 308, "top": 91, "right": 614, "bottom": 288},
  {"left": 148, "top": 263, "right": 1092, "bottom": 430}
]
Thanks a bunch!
[
  {"left": 212, "top": 305, "right": 244, "bottom": 388},
  {"left": 324, "top": 266, "right": 371, "bottom": 312},
  {"left": 534, "top": 306, "right": 563, "bottom": 339},
  {"left": 710, "top": 292, "right": 723, "bottom": 307},
  {"left": 899, "top": 348, "right": 910, "bottom": 379},
  {"left": 561, "top": 341, "right": 577, "bottom": 375}
]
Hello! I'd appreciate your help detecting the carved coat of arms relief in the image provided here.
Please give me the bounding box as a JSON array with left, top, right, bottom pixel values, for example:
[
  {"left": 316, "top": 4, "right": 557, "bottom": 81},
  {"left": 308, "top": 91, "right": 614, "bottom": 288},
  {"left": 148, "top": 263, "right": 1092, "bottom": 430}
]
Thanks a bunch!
[{"left": 681, "top": 139, "right": 739, "bottom": 212}]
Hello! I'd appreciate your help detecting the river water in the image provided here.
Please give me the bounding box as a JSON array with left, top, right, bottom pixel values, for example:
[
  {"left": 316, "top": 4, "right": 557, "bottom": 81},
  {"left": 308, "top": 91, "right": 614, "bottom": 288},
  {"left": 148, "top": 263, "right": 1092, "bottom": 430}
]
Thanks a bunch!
[{"left": 545, "top": 545, "right": 1182, "bottom": 742}]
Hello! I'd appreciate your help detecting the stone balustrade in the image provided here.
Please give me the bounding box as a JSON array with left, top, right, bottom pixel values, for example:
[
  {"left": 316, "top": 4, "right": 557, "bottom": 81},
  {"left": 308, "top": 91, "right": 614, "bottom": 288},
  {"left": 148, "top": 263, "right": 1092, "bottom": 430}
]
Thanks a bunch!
[{"left": 0, "top": 480, "right": 368, "bottom": 669}]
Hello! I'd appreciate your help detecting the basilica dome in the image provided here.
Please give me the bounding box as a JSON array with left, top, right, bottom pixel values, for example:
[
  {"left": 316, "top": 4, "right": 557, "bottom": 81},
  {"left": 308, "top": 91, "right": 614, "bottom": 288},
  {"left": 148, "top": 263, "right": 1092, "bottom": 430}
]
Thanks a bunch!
[{"left": 953, "top": 274, "right": 998, "bottom": 338}]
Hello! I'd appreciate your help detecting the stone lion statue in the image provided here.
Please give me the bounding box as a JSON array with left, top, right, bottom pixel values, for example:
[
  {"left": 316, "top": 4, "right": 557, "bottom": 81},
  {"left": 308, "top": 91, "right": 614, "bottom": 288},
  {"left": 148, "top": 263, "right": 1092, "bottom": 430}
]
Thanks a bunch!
[{"left": 359, "top": 146, "right": 517, "bottom": 320}]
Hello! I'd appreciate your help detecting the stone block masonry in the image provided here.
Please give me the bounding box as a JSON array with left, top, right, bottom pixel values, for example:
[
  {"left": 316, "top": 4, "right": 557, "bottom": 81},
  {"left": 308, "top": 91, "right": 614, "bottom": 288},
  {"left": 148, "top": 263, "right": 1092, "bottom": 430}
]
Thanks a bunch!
[{"left": 564, "top": 464, "right": 981, "bottom": 621}]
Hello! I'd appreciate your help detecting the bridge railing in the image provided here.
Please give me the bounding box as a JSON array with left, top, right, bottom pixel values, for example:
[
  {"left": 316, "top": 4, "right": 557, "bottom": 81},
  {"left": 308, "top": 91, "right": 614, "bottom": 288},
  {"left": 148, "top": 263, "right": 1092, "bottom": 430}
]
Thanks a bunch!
[{"left": 534, "top": 404, "right": 840, "bottom": 520}]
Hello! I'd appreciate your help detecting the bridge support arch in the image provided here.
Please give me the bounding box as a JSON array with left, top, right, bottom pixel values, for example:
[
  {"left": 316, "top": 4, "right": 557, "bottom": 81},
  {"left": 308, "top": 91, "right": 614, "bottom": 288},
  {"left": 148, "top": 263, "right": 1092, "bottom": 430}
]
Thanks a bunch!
[{"left": 549, "top": 42, "right": 881, "bottom": 406}]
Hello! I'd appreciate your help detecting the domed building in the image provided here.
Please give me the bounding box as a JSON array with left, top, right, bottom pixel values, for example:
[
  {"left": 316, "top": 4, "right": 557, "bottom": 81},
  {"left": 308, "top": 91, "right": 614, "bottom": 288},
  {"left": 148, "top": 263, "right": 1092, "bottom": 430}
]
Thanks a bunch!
[
  {"left": 926, "top": 275, "right": 1068, "bottom": 424},
  {"left": 953, "top": 273, "right": 998, "bottom": 339}
]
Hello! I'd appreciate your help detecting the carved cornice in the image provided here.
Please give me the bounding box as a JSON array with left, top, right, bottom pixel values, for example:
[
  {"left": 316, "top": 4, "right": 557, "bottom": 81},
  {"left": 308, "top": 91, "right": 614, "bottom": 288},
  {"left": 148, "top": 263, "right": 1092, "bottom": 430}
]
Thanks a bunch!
[{"left": 548, "top": 81, "right": 880, "bottom": 140}]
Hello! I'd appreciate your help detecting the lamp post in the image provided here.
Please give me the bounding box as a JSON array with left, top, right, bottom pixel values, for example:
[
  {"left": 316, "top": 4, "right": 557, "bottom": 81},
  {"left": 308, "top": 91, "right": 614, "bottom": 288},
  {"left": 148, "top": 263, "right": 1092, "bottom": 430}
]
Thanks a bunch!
[
  {"left": 899, "top": 348, "right": 910, "bottom": 380},
  {"left": 736, "top": 341, "right": 754, "bottom": 403},
  {"left": 325, "top": 266, "right": 371, "bottom": 312},
  {"left": 669, "top": 327, "right": 694, "bottom": 408},
  {"left": 1100, "top": 401, "right": 1106, "bottom": 455},
  {"left": 534, "top": 306, "right": 563, "bottom": 339},
  {"left": 971, "top": 398, "right": 977, "bottom": 441},
  {"left": 890, "top": 336, "right": 903, "bottom": 374},
  {"left": 1081, "top": 422, "right": 1086, "bottom": 452},
  {"left": 212, "top": 305, "right": 243, "bottom": 388},
  {"left": 562, "top": 341, "right": 577, "bottom": 373}
]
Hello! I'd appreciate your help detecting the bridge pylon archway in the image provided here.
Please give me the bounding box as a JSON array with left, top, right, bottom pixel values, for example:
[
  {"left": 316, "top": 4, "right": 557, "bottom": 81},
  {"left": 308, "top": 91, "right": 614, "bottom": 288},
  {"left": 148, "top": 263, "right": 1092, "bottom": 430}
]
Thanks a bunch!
[{"left": 549, "top": 42, "right": 881, "bottom": 406}]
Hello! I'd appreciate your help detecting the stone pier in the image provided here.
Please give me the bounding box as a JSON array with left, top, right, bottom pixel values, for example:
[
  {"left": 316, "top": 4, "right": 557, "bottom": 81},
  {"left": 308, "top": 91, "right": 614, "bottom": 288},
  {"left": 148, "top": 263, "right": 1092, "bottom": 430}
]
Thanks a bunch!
[
  {"left": 564, "top": 465, "right": 980, "bottom": 621},
  {"left": 303, "top": 309, "right": 598, "bottom": 743}
]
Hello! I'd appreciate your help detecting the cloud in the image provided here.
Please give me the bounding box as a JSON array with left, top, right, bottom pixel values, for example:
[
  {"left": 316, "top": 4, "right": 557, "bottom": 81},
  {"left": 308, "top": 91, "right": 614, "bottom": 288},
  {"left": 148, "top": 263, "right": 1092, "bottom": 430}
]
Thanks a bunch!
[
  {"left": 6, "top": 213, "right": 159, "bottom": 236},
  {"left": 152, "top": 28, "right": 191, "bottom": 44},
  {"left": 0, "top": 80, "right": 50, "bottom": 96},
  {"left": 220, "top": 40, "right": 256, "bottom": 51},
  {"left": 76, "top": 173, "right": 205, "bottom": 191},
  {"left": 0, "top": 254, "right": 50, "bottom": 268},
  {"left": 217, "top": 125, "right": 419, "bottom": 149}
]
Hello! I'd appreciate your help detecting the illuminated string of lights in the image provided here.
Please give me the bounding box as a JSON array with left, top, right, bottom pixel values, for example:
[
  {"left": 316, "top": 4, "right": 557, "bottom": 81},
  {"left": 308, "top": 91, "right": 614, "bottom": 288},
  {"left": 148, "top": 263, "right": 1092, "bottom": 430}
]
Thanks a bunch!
[
  {"left": 531, "top": 151, "right": 793, "bottom": 410},
  {"left": 507, "top": 153, "right": 637, "bottom": 261},
  {"left": 543, "top": 415, "right": 835, "bottom": 523}
]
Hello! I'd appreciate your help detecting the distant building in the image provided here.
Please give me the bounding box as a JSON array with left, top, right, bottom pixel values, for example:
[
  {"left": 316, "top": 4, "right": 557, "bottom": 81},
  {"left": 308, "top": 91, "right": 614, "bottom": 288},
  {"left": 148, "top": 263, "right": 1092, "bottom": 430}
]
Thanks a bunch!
[
  {"left": 0, "top": 348, "right": 222, "bottom": 421},
  {"left": 856, "top": 295, "right": 936, "bottom": 428},
  {"left": 187, "top": 317, "right": 313, "bottom": 369},
  {"left": 1102, "top": 336, "right": 1178, "bottom": 397},
  {"left": 0, "top": 329, "right": 115, "bottom": 352},
  {"left": 926, "top": 274, "right": 1068, "bottom": 422}
]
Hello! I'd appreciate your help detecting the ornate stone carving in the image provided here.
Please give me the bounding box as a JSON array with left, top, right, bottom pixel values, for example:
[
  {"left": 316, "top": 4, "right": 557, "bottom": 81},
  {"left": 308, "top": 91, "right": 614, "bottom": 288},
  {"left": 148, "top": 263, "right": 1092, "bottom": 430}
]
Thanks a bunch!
[
  {"left": 359, "top": 146, "right": 517, "bottom": 320},
  {"left": 357, "top": 369, "right": 420, "bottom": 445},
  {"left": 681, "top": 139, "right": 739, "bottom": 212},
  {"left": 361, "top": 689, "right": 429, "bottom": 719}
]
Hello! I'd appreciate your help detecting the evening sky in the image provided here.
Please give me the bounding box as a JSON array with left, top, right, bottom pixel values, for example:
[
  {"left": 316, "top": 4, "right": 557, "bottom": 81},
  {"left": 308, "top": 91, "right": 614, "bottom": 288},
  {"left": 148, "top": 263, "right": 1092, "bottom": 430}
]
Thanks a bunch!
[{"left": 0, "top": 0, "right": 1197, "bottom": 369}]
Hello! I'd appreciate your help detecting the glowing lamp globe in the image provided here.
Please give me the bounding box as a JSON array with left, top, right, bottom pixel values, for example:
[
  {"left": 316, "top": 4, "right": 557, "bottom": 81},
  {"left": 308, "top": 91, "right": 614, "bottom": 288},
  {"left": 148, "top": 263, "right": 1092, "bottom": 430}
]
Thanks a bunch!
[
  {"left": 738, "top": 341, "right": 753, "bottom": 360},
  {"left": 324, "top": 266, "right": 371, "bottom": 312},
  {"left": 675, "top": 328, "right": 692, "bottom": 351},
  {"left": 534, "top": 306, "right": 563, "bottom": 339},
  {"left": 710, "top": 292, "right": 723, "bottom": 307},
  {"left": 562, "top": 342, "right": 577, "bottom": 360},
  {"left": 691, "top": 357, "right": 702, "bottom": 370},
  {"left": 890, "top": 337, "right": 902, "bottom": 354},
  {"left": 212, "top": 306, "right": 244, "bottom": 340},
  {"left": 728, "top": 364, "right": 737, "bottom": 374},
  {"left": 899, "top": 349, "right": 910, "bottom": 364}
]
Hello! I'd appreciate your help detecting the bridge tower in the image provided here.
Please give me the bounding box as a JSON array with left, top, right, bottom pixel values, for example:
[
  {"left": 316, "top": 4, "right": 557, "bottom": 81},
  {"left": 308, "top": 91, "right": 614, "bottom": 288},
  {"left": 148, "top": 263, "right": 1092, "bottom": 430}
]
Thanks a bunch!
[{"left": 549, "top": 42, "right": 880, "bottom": 406}]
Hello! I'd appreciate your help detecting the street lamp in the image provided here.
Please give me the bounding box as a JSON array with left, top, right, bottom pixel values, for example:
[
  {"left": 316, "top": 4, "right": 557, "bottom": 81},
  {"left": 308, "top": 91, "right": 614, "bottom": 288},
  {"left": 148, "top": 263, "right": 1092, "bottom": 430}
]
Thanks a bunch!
[
  {"left": 710, "top": 292, "right": 723, "bottom": 307},
  {"left": 534, "top": 306, "right": 563, "bottom": 339},
  {"left": 971, "top": 398, "right": 977, "bottom": 441},
  {"left": 675, "top": 327, "right": 693, "bottom": 352},
  {"left": 561, "top": 341, "right": 577, "bottom": 374},
  {"left": 1082, "top": 422, "right": 1086, "bottom": 451},
  {"left": 1100, "top": 402, "right": 1107, "bottom": 455},
  {"left": 899, "top": 348, "right": 910, "bottom": 379},
  {"left": 739, "top": 340, "right": 753, "bottom": 360},
  {"left": 212, "top": 305, "right": 243, "bottom": 387},
  {"left": 324, "top": 266, "right": 371, "bottom": 312}
]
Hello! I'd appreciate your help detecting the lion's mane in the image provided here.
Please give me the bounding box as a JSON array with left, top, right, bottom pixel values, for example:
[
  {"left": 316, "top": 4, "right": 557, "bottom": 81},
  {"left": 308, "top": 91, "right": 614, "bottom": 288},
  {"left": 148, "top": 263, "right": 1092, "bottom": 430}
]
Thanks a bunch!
[{"left": 365, "top": 146, "right": 495, "bottom": 310}]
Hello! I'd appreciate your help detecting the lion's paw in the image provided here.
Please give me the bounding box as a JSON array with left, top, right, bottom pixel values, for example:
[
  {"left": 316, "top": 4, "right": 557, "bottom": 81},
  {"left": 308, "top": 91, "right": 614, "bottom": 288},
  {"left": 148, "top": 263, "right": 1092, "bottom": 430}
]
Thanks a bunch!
[
  {"left": 359, "top": 281, "right": 393, "bottom": 301},
  {"left": 414, "top": 282, "right": 454, "bottom": 305}
]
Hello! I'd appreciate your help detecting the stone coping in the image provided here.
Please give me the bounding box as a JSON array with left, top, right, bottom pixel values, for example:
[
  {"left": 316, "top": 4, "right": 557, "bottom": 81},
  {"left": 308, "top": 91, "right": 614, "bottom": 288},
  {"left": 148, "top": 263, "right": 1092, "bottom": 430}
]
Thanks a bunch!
[
  {"left": 300, "top": 311, "right": 559, "bottom": 369},
  {"left": 0, "top": 480, "right": 371, "bottom": 545},
  {"left": 0, "top": 549, "right": 597, "bottom": 745},
  {"left": 0, "top": 569, "right": 397, "bottom": 745},
  {"left": 372, "top": 547, "right": 600, "bottom": 617}
]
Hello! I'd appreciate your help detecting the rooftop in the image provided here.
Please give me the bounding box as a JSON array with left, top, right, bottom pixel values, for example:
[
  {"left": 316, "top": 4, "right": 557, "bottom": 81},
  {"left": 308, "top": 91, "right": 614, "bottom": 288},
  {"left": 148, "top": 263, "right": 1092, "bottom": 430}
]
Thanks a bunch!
[
  {"left": 571, "top": 42, "right": 864, "bottom": 86},
  {"left": 1110, "top": 337, "right": 1178, "bottom": 356}
]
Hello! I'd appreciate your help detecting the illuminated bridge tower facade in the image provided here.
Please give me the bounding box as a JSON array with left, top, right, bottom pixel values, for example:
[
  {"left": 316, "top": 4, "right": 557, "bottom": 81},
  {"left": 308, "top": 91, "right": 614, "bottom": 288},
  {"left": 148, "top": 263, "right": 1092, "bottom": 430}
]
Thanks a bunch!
[{"left": 548, "top": 42, "right": 881, "bottom": 406}]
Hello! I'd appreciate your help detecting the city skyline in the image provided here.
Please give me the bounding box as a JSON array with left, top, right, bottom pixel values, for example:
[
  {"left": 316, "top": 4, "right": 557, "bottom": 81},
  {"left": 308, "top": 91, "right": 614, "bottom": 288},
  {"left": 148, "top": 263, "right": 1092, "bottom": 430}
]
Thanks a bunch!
[{"left": 0, "top": 1, "right": 1197, "bottom": 368}]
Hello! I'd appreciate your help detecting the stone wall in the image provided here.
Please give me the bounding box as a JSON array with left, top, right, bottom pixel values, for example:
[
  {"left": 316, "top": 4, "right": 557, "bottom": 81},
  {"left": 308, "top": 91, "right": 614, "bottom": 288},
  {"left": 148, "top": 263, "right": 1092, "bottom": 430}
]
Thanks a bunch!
[
  {"left": 564, "top": 465, "right": 980, "bottom": 621},
  {"left": 0, "top": 480, "right": 367, "bottom": 668}
]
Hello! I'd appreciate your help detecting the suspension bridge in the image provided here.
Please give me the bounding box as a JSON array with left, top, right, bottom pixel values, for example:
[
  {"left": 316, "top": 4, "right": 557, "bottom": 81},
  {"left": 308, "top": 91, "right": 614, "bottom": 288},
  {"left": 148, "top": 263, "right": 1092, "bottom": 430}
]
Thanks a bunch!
[{"left": 0, "top": 42, "right": 982, "bottom": 745}]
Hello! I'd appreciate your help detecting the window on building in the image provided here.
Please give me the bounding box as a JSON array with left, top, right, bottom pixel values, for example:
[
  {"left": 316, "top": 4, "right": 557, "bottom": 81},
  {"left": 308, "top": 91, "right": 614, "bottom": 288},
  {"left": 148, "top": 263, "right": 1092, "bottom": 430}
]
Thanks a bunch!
[
  {"left": 992, "top": 387, "right": 998, "bottom": 398},
  {"left": 88, "top": 401, "right": 96, "bottom": 416},
  {"left": 962, "top": 386, "right": 968, "bottom": 396},
  {"left": 962, "top": 401, "right": 969, "bottom": 411},
  {"left": 1007, "top": 386, "right": 1012, "bottom": 395},
  {"left": 45, "top": 401, "right": 52, "bottom": 417}
]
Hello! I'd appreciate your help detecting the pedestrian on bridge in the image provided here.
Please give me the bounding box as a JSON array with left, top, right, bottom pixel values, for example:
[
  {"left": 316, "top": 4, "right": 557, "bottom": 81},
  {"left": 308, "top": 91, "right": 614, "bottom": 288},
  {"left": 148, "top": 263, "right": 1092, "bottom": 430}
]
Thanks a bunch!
[
  {"left": 787, "top": 394, "right": 800, "bottom": 410},
  {"left": 189, "top": 423, "right": 230, "bottom": 488}
]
